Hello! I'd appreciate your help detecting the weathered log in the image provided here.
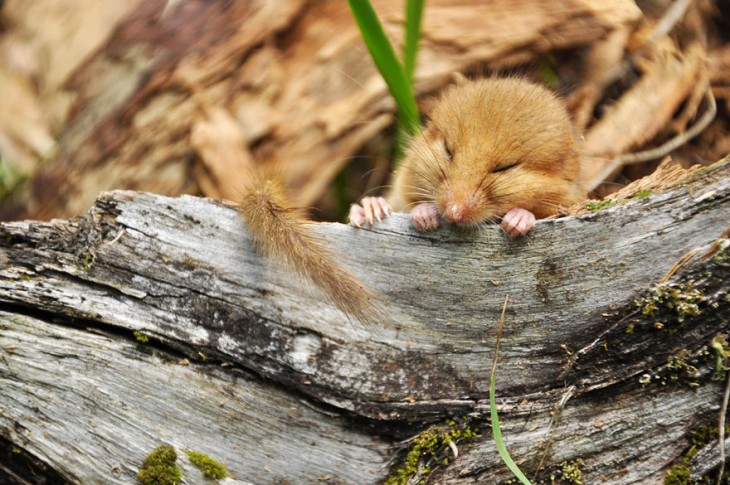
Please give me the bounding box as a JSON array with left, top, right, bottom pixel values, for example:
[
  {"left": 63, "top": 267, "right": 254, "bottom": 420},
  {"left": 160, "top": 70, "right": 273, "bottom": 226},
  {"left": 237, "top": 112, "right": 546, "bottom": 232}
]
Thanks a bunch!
[
  {"left": 0, "top": 159, "right": 729, "bottom": 483},
  {"left": 0, "top": 312, "right": 386, "bottom": 484}
]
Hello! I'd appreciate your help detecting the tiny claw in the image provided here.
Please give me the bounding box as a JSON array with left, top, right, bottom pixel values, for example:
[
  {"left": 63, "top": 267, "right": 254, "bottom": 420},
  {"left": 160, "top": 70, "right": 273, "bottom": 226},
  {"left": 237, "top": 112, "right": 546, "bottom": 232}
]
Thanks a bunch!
[
  {"left": 349, "top": 196, "right": 393, "bottom": 228},
  {"left": 378, "top": 197, "right": 392, "bottom": 217},
  {"left": 500, "top": 207, "right": 536, "bottom": 237},
  {"left": 410, "top": 202, "right": 441, "bottom": 232},
  {"left": 371, "top": 197, "right": 386, "bottom": 222},
  {"left": 361, "top": 197, "right": 375, "bottom": 224},
  {"left": 348, "top": 204, "right": 366, "bottom": 227}
]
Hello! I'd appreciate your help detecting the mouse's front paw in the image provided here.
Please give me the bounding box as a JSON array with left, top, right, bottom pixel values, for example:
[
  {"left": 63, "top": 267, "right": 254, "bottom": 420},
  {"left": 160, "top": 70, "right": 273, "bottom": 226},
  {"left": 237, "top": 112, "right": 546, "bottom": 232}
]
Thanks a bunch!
[
  {"left": 349, "top": 196, "right": 392, "bottom": 227},
  {"left": 500, "top": 207, "right": 536, "bottom": 237},
  {"left": 410, "top": 202, "right": 441, "bottom": 232}
]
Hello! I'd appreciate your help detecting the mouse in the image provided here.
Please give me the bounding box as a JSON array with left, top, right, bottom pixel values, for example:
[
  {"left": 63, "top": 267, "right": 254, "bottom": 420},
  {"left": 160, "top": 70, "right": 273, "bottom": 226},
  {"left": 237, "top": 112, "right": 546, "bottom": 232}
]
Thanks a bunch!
[
  {"left": 239, "top": 77, "right": 586, "bottom": 323},
  {"left": 348, "top": 77, "right": 586, "bottom": 236}
]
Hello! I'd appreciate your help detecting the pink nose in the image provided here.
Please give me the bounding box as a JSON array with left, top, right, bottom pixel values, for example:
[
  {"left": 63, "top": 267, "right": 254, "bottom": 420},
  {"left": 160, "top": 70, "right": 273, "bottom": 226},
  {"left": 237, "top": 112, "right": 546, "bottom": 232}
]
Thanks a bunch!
[{"left": 444, "top": 204, "right": 464, "bottom": 223}]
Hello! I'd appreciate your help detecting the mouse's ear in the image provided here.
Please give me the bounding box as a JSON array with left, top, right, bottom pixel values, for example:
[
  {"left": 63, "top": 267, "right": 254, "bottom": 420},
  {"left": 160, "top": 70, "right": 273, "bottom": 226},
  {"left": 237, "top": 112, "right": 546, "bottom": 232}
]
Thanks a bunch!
[
  {"left": 419, "top": 97, "right": 436, "bottom": 124},
  {"left": 419, "top": 72, "right": 467, "bottom": 124}
]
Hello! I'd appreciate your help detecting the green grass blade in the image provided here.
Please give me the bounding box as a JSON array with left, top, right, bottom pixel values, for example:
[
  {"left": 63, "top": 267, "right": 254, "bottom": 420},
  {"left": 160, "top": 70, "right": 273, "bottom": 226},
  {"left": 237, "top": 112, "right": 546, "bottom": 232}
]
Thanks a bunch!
[
  {"left": 490, "top": 295, "right": 533, "bottom": 485},
  {"left": 403, "top": 0, "right": 425, "bottom": 81},
  {"left": 348, "top": 0, "right": 420, "bottom": 134}
]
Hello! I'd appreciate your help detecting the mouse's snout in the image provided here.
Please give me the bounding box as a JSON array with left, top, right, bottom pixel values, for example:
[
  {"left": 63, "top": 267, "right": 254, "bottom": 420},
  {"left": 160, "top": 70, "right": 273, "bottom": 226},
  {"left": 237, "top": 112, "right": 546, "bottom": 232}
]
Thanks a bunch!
[
  {"left": 440, "top": 190, "right": 480, "bottom": 225},
  {"left": 443, "top": 203, "right": 466, "bottom": 223}
]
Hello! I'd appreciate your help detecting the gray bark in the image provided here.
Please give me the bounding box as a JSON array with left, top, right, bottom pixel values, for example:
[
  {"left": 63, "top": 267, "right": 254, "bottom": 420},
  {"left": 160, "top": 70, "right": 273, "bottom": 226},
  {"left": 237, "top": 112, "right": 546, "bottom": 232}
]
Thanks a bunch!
[{"left": 0, "top": 159, "right": 729, "bottom": 484}]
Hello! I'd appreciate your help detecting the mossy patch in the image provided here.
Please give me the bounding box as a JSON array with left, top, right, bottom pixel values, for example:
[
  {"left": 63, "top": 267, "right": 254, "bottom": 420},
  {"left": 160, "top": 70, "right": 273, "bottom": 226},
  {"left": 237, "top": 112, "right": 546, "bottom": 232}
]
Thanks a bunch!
[
  {"left": 526, "top": 457, "right": 586, "bottom": 484},
  {"left": 664, "top": 424, "right": 730, "bottom": 484},
  {"left": 134, "top": 330, "right": 149, "bottom": 344},
  {"left": 585, "top": 189, "right": 654, "bottom": 212},
  {"left": 185, "top": 450, "right": 227, "bottom": 480},
  {"left": 557, "top": 458, "right": 585, "bottom": 484},
  {"left": 639, "top": 336, "right": 728, "bottom": 389},
  {"left": 664, "top": 462, "right": 691, "bottom": 485},
  {"left": 82, "top": 250, "right": 95, "bottom": 271},
  {"left": 385, "top": 419, "right": 479, "bottom": 485},
  {"left": 585, "top": 198, "right": 621, "bottom": 211},
  {"left": 137, "top": 444, "right": 181, "bottom": 485},
  {"left": 636, "top": 328, "right": 730, "bottom": 388},
  {"left": 663, "top": 348, "right": 707, "bottom": 388},
  {"left": 710, "top": 333, "right": 730, "bottom": 378},
  {"left": 633, "top": 189, "right": 655, "bottom": 200},
  {"left": 636, "top": 282, "right": 703, "bottom": 326}
]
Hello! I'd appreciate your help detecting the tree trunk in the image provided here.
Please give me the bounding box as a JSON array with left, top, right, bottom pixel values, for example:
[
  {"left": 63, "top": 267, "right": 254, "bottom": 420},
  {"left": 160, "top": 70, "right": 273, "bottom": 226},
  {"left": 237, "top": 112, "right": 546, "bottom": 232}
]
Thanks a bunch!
[{"left": 1, "top": 159, "right": 729, "bottom": 484}]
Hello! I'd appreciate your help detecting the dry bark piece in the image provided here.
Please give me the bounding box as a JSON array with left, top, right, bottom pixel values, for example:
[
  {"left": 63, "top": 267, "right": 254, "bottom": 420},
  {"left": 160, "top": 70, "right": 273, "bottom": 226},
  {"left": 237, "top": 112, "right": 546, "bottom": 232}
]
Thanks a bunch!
[
  {"left": 606, "top": 156, "right": 699, "bottom": 199},
  {"left": 582, "top": 43, "right": 703, "bottom": 187},
  {"left": 190, "top": 105, "right": 254, "bottom": 201},
  {"left": 572, "top": 156, "right": 702, "bottom": 216},
  {"left": 0, "top": 0, "right": 142, "bottom": 183},
  {"left": 566, "top": 26, "right": 632, "bottom": 133}
]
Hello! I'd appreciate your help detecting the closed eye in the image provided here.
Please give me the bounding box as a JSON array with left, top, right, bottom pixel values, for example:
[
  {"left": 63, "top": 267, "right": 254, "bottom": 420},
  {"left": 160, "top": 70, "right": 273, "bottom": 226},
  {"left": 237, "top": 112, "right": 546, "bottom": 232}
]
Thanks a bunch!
[
  {"left": 492, "top": 161, "right": 520, "bottom": 173},
  {"left": 442, "top": 139, "right": 454, "bottom": 161}
]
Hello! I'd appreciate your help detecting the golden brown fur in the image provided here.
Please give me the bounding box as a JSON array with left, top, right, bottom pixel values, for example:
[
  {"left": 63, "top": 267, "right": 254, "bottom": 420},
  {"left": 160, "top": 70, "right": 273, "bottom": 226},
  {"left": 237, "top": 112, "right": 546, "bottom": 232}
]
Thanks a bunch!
[
  {"left": 390, "top": 77, "right": 585, "bottom": 225},
  {"left": 241, "top": 172, "right": 381, "bottom": 323},
  {"left": 244, "top": 78, "right": 584, "bottom": 321}
]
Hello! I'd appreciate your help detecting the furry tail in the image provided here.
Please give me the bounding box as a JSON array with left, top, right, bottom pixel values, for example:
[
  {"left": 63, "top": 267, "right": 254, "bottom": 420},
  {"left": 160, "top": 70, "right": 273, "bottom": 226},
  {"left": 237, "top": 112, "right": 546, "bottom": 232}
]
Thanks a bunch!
[{"left": 240, "top": 172, "right": 382, "bottom": 323}]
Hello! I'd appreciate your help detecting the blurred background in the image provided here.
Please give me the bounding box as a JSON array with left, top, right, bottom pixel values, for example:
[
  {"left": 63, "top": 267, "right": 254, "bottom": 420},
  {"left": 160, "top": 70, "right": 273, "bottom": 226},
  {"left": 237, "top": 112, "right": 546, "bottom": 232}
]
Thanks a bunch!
[{"left": 0, "top": 0, "right": 727, "bottom": 223}]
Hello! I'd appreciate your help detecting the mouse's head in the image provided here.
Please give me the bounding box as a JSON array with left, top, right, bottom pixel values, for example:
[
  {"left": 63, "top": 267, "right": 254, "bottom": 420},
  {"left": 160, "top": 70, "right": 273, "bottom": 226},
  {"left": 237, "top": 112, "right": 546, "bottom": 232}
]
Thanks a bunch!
[{"left": 400, "top": 77, "right": 582, "bottom": 226}]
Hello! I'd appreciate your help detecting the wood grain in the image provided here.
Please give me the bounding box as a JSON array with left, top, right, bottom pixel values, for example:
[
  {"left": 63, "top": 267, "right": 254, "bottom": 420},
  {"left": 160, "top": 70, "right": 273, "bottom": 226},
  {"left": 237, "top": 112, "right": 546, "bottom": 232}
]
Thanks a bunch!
[{"left": 1, "top": 159, "right": 728, "bottom": 482}]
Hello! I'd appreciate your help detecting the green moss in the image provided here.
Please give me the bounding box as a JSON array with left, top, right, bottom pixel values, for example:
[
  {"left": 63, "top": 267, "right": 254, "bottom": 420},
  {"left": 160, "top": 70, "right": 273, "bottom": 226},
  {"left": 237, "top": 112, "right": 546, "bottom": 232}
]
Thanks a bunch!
[
  {"left": 633, "top": 189, "right": 654, "bottom": 199},
  {"left": 637, "top": 330, "right": 730, "bottom": 388},
  {"left": 529, "top": 457, "right": 588, "bottom": 484},
  {"left": 664, "top": 462, "right": 691, "bottom": 485},
  {"left": 585, "top": 199, "right": 621, "bottom": 211},
  {"left": 665, "top": 349, "right": 706, "bottom": 387},
  {"left": 134, "top": 331, "right": 149, "bottom": 344},
  {"left": 137, "top": 445, "right": 181, "bottom": 485},
  {"left": 640, "top": 345, "right": 715, "bottom": 388},
  {"left": 711, "top": 333, "right": 730, "bottom": 379},
  {"left": 631, "top": 279, "right": 719, "bottom": 388},
  {"left": 83, "top": 251, "right": 92, "bottom": 270},
  {"left": 385, "top": 420, "right": 479, "bottom": 485},
  {"left": 663, "top": 423, "right": 730, "bottom": 484},
  {"left": 636, "top": 283, "right": 703, "bottom": 323},
  {"left": 559, "top": 458, "right": 584, "bottom": 484},
  {"left": 585, "top": 189, "right": 655, "bottom": 212},
  {"left": 185, "top": 450, "right": 227, "bottom": 480},
  {"left": 689, "top": 424, "right": 718, "bottom": 450}
]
